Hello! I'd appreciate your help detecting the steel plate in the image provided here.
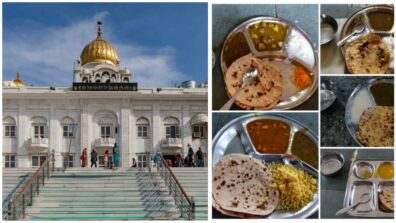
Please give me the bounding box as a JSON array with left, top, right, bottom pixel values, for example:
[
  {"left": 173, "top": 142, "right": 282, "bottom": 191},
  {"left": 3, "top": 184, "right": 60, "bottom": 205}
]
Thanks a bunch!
[
  {"left": 212, "top": 113, "right": 318, "bottom": 218},
  {"left": 340, "top": 5, "right": 394, "bottom": 74},
  {"left": 343, "top": 160, "right": 394, "bottom": 218},
  {"left": 345, "top": 78, "right": 394, "bottom": 147},
  {"left": 220, "top": 16, "right": 318, "bottom": 110}
]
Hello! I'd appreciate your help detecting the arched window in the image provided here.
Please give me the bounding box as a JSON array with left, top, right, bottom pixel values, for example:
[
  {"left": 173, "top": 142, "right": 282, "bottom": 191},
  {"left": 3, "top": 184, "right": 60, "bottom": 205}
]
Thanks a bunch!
[
  {"left": 82, "top": 77, "right": 88, "bottom": 83},
  {"left": 95, "top": 74, "right": 101, "bottom": 83},
  {"left": 123, "top": 77, "right": 129, "bottom": 83},
  {"left": 111, "top": 74, "right": 117, "bottom": 82},
  {"left": 102, "top": 72, "right": 110, "bottom": 83},
  {"left": 163, "top": 117, "right": 180, "bottom": 138},
  {"left": 93, "top": 111, "right": 118, "bottom": 139},
  {"left": 3, "top": 116, "right": 16, "bottom": 137},
  {"left": 136, "top": 117, "right": 150, "bottom": 138},
  {"left": 61, "top": 117, "right": 75, "bottom": 137},
  {"left": 31, "top": 116, "right": 47, "bottom": 138}
]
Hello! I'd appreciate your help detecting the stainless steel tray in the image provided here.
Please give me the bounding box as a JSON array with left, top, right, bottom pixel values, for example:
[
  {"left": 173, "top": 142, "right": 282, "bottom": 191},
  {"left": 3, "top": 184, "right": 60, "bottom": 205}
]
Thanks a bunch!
[
  {"left": 220, "top": 17, "right": 318, "bottom": 110},
  {"left": 212, "top": 113, "right": 318, "bottom": 218},
  {"left": 340, "top": 5, "right": 394, "bottom": 74},
  {"left": 345, "top": 78, "right": 394, "bottom": 147},
  {"left": 343, "top": 160, "right": 394, "bottom": 218}
]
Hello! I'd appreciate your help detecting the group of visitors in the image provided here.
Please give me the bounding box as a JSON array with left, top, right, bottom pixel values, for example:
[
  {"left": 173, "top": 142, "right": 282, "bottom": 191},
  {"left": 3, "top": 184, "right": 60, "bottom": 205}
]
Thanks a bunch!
[
  {"left": 80, "top": 143, "right": 121, "bottom": 170},
  {"left": 186, "top": 144, "right": 204, "bottom": 167},
  {"left": 171, "top": 144, "right": 204, "bottom": 167},
  {"left": 80, "top": 143, "right": 204, "bottom": 169}
]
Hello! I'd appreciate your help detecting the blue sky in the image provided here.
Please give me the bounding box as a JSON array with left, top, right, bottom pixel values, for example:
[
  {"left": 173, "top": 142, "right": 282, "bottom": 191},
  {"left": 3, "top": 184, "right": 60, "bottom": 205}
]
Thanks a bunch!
[{"left": 3, "top": 3, "right": 208, "bottom": 87}]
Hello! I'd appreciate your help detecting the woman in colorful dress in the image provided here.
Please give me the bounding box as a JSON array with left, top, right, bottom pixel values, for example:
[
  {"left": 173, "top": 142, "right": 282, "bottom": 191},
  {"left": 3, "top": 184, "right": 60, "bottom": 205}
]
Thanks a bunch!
[{"left": 113, "top": 143, "right": 120, "bottom": 169}]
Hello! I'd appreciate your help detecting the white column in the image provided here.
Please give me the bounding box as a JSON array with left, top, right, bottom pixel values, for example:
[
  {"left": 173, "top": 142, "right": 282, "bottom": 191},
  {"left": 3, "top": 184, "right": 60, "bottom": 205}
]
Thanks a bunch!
[
  {"left": 130, "top": 103, "right": 136, "bottom": 162},
  {"left": 120, "top": 99, "right": 130, "bottom": 167},
  {"left": 182, "top": 104, "right": 191, "bottom": 156},
  {"left": 17, "top": 102, "right": 29, "bottom": 168},
  {"left": 152, "top": 104, "right": 161, "bottom": 152},
  {"left": 80, "top": 101, "right": 89, "bottom": 167},
  {"left": 49, "top": 104, "right": 62, "bottom": 168}
]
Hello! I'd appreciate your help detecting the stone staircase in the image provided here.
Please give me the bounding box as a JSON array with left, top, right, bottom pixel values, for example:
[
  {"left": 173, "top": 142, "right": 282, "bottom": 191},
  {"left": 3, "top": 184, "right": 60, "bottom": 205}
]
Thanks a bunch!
[
  {"left": 2, "top": 169, "right": 34, "bottom": 202},
  {"left": 171, "top": 167, "right": 208, "bottom": 220},
  {"left": 19, "top": 167, "right": 206, "bottom": 220},
  {"left": 2, "top": 169, "right": 35, "bottom": 220},
  {"left": 24, "top": 168, "right": 178, "bottom": 220}
]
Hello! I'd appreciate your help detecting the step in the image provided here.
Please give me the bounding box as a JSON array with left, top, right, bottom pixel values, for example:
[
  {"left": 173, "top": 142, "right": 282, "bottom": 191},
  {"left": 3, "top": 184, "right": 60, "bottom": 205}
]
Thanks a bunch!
[
  {"left": 27, "top": 207, "right": 180, "bottom": 214},
  {"left": 25, "top": 212, "right": 181, "bottom": 220},
  {"left": 33, "top": 196, "right": 208, "bottom": 202},
  {"left": 28, "top": 202, "right": 177, "bottom": 208}
]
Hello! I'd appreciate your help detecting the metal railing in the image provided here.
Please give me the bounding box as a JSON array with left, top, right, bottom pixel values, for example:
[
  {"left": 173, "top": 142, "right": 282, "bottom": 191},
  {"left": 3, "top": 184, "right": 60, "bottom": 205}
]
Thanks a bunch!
[
  {"left": 8, "top": 152, "right": 55, "bottom": 220},
  {"left": 2, "top": 174, "right": 31, "bottom": 220},
  {"left": 156, "top": 153, "right": 195, "bottom": 220}
]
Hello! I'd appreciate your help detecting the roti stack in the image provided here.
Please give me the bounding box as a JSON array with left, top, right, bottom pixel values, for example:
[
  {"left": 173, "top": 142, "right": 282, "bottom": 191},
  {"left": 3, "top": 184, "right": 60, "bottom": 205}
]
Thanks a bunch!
[
  {"left": 357, "top": 106, "right": 394, "bottom": 147},
  {"left": 224, "top": 54, "right": 282, "bottom": 110},
  {"left": 379, "top": 188, "right": 394, "bottom": 212},
  {"left": 212, "top": 154, "right": 279, "bottom": 217},
  {"left": 345, "top": 34, "right": 390, "bottom": 74}
]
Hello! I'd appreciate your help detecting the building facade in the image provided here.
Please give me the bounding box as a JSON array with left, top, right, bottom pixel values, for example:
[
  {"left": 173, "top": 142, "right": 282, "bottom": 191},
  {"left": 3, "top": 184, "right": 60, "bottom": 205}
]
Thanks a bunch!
[{"left": 2, "top": 21, "right": 208, "bottom": 169}]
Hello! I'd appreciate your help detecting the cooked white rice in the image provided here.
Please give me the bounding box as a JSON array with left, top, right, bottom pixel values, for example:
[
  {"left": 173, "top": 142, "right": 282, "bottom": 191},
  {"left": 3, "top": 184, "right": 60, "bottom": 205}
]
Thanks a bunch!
[{"left": 382, "top": 37, "right": 394, "bottom": 69}]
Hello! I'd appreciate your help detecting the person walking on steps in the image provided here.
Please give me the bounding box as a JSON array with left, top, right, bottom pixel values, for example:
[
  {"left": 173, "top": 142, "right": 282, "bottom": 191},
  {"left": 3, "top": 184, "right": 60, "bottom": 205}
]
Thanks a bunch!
[
  {"left": 113, "top": 143, "right": 120, "bottom": 170},
  {"left": 187, "top": 144, "right": 194, "bottom": 167},
  {"left": 91, "top": 149, "right": 98, "bottom": 168},
  {"left": 132, "top": 158, "right": 137, "bottom": 167},
  {"left": 196, "top": 147, "right": 204, "bottom": 167},
  {"left": 104, "top": 150, "right": 109, "bottom": 169},
  {"left": 80, "top": 148, "right": 88, "bottom": 167}
]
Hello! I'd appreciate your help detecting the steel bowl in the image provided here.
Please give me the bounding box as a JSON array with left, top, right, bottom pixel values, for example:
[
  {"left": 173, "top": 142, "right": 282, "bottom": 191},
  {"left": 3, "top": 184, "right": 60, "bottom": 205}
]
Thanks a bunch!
[
  {"left": 321, "top": 151, "right": 345, "bottom": 176},
  {"left": 320, "top": 14, "right": 338, "bottom": 45}
]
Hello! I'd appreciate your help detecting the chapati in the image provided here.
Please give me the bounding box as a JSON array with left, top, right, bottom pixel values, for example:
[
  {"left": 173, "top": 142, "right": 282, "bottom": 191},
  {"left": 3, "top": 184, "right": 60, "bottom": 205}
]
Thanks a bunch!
[
  {"left": 357, "top": 106, "right": 394, "bottom": 147},
  {"left": 212, "top": 154, "right": 279, "bottom": 216},
  {"left": 345, "top": 34, "right": 390, "bottom": 74},
  {"left": 379, "top": 188, "right": 394, "bottom": 211},
  {"left": 224, "top": 54, "right": 282, "bottom": 110}
]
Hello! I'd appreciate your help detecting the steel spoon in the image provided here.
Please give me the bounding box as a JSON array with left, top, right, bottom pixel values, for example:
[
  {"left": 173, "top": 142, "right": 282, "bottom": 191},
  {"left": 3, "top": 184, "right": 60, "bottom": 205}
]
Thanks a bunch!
[
  {"left": 337, "top": 25, "right": 365, "bottom": 47},
  {"left": 335, "top": 192, "right": 371, "bottom": 216},
  {"left": 220, "top": 68, "right": 258, "bottom": 110}
]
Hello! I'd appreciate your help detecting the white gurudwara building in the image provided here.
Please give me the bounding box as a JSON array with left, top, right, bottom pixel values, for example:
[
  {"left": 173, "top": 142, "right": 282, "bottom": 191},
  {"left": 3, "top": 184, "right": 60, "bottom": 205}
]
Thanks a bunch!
[{"left": 2, "top": 21, "right": 208, "bottom": 169}]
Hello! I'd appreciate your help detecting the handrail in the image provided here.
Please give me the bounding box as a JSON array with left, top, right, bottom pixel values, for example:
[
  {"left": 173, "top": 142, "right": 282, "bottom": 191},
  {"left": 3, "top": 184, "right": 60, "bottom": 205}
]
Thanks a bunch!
[
  {"left": 156, "top": 153, "right": 195, "bottom": 220},
  {"left": 9, "top": 152, "right": 55, "bottom": 220}
]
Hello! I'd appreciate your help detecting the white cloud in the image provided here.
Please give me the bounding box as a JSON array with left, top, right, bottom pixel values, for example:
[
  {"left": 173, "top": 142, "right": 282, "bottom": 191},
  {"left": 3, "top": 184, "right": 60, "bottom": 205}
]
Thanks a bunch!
[{"left": 3, "top": 12, "right": 186, "bottom": 87}]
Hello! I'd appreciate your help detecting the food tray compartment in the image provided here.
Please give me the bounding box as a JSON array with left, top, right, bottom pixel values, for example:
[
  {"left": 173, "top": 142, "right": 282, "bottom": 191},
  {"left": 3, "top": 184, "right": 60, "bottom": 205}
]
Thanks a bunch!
[
  {"left": 353, "top": 161, "right": 375, "bottom": 179},
  {"left": 348, "top": 181, "right": 376, "bottom": 213},
  {"left": 378, "top": 181, "right": 394, "bottom": 213}
]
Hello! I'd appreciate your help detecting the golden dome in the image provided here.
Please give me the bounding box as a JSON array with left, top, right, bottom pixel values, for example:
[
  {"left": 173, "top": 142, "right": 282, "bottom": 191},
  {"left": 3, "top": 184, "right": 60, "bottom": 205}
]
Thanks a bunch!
[
  {"left": 80, "top": 21, "right": 119, "bottom": 66},
  {"left": 14, "top": 71, "right": 25, "bottom": 87}
]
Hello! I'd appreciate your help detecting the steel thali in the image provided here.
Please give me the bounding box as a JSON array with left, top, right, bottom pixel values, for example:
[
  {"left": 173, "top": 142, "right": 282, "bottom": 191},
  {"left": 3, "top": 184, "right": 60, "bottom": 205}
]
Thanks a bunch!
[
  {"left": 343, "top": 160, "right": 394, "bottom": 217},
  {"left": 345, "top": 78, "right": 394, "bottom": 147},
  {"left": 220, "top": 17, "right": 319, "bottom": 110},
  {"left": 212, "top": 113, "right": 319, "bottom": 218},
  {"left": 340, "top": 5, "right": 394, "bottom": 74}
]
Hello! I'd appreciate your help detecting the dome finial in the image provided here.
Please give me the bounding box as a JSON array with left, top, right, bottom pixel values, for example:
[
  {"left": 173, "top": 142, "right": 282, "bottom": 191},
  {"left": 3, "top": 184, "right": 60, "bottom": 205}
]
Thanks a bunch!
[
  {"left": 97, "top": 19, "right": 103, "bottom": 40},
  {"left": 14, "top": 71, "right": 25, "bottom": 87}
]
